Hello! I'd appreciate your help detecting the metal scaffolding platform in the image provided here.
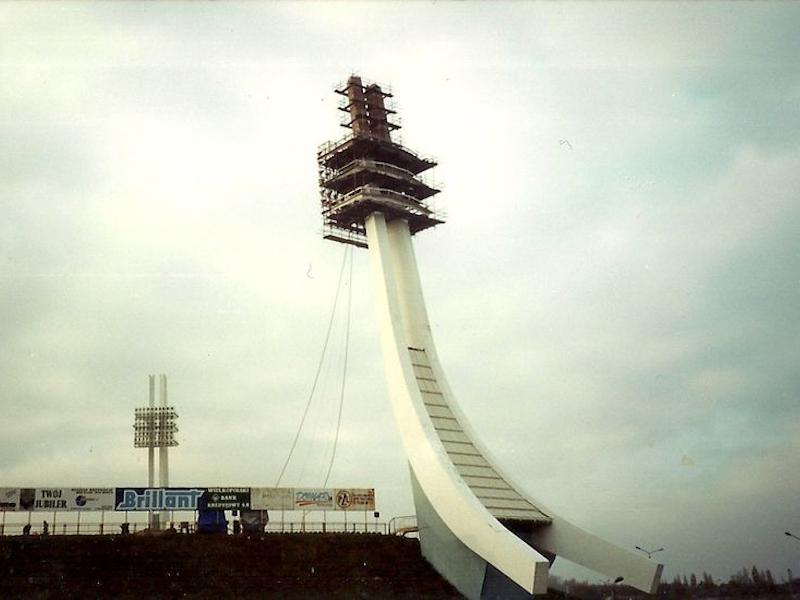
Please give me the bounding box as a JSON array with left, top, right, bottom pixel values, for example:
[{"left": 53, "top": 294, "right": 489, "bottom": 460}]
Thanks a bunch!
[{"left": 317, "top": 75, "right": 444, "bottom": 248}]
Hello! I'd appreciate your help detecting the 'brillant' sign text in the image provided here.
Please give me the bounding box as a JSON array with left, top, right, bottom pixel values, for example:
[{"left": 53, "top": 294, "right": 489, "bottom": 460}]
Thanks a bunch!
[{"left": 115, "top": 488, "right": 204, "bottom": 511}]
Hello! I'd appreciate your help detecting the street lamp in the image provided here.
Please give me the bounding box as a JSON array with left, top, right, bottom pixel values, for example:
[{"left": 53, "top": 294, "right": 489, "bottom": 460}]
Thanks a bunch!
[
  {"left": 635, "top": 546, "right": 664, "bottom": 559},
  {"left": 786, "top": 531, "right": 800, "bottom": 542}
]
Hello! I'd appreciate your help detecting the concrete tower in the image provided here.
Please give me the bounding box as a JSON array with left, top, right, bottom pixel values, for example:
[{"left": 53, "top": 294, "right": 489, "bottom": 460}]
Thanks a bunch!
[{"left": 316, "top": 76, "right": 662, "bottom": 598}]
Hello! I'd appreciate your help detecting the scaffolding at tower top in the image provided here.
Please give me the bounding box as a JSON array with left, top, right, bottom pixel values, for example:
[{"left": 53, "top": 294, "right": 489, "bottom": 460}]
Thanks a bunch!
[{"left": 317, "top": 75, "right": 445, "bottom": 248}]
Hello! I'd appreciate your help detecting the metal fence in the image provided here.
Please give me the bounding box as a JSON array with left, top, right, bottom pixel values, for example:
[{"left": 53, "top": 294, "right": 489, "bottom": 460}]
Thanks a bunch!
[
  {"left": 0, "top": 521, "right": 170, "bottom": 536},
  {"left": 0, "top": 518, "right": 393, "bottom": 537},
  {"left": 265, "top": 521, "right": 387, "bottom": 535},
  {"left": 387, "top": 515, "right": 419, "bottom": 537},
  {"left": 0, "top": 508, "right": 420, "bottom": 538}
]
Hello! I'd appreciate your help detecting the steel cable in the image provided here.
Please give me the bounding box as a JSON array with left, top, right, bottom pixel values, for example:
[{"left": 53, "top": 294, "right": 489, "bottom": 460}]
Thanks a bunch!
[
  {"left": 323, "top": 245, "right": 353, "bottom": 487},
  {"left": 275, "top": 245, "right": 349, "bottom": 486}
]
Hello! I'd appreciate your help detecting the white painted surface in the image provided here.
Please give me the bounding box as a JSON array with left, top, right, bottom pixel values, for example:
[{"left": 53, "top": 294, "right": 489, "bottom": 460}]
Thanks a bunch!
[
  {"left": 148, "top": 375, "right": 155, "bottom": 529},
  {"left": 366, "top": 212, "right": 550, "bottom": 595},
  {"left": 158, "top": 374, "right": 169, "bottom": 528},
  {"left": 365, "top": 212, "right": 662, "bottom": 595}
]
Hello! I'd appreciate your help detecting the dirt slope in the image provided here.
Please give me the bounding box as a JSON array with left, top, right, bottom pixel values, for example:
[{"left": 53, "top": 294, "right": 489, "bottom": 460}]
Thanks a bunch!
[{"left": 1, "top": 532, "right": 466, "bottom": 599}]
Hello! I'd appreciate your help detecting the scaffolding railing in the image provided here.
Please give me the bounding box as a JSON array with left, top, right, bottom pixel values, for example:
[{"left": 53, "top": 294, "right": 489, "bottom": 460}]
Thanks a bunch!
[
  {"left": 317, "top": 131, "right": 437, "bottom": 170},
  {"left": 322, "top": 186, "right": 436, "bottom": 220},
  {"left": 319, "top": 160, "right": 442, "bottom": 197}
]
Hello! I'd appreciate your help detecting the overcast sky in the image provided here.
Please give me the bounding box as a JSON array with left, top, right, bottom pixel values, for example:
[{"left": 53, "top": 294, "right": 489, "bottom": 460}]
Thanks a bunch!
[{"left": 2, "top": 0, "right": 799, "bottom": 584}]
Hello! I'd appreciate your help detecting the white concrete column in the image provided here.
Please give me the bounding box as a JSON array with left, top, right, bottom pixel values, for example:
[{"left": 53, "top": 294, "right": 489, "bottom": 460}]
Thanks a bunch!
[
  {"left": 365, "top": 212, "right": 548, "bottom": 596},
  {"left": 158, "top": 374, "right": 169, "bottom": 528},
  {"left": 148, "top": 374, "right": 155, "bottom": 529}
]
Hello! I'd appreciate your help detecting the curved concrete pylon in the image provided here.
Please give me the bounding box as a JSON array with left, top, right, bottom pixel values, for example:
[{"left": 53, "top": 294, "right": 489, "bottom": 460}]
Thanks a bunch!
[{"left": 365, "top": 212, "right": 663, "bottom": 598}]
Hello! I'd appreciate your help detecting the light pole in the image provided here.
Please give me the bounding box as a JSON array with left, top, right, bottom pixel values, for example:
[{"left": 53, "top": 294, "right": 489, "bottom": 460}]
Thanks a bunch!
[
  {"left": 133, "top": 374, "right": 178, "bottom": 529},
  {"left": 635, "top": 545, "right": 664, "bottom": 559}
]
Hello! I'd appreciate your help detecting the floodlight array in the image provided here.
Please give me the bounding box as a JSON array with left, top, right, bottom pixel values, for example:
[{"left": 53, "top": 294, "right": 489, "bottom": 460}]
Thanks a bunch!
[{"left": 133, "top": 406, "right": 179, "bottom": 448}]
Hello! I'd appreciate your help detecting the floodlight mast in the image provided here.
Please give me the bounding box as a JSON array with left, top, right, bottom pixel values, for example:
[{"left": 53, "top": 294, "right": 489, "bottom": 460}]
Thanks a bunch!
[
  {"left": 133, "top": 374, "right": 178, "bottom": 529},
  {"left": 316, "top": 75, "right": 663, "bottom": 598}
]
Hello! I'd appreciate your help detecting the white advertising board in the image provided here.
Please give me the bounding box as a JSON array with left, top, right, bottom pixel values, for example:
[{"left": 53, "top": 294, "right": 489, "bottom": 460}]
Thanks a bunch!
[
  {"left": 1, "top": 488, "right": 116, "bottom": 511},
  {"left": 294, "top": 488, "right": 334, "bottom": 510},
  {"left": 250, "top": 487, "right": 375, "bottom": 511},
  {"left": 251, "top": 487, "right": 294, "bottom": 510},
  {"left": 333, "top": 488, "right": 375, "bottom": 511},
  {"left": 66, "top": 488, "right": 116, "bottom": 511}
]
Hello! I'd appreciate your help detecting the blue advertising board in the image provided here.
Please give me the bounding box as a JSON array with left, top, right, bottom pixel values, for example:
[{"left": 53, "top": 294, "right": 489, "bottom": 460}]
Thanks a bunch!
[{"left": 114, "top": 488, "right": 206, "bottom": 511}]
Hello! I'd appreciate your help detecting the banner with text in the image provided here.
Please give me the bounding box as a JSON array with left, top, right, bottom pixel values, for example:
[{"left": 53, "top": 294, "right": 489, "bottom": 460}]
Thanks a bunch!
[
  {"left": 250, "top": 487, "right": 375, "bottom": 511},
  {"left": 333, "top": 488, "right": 375, "bottom": 511},
  {"left": 1, "top": 488, "right": 115, "bottom": 511},
  {"left": 114, "top": 488, "right": 206, "bottom": 512},
  {"left": 200, "top": 488, "right": 251, "bottom": 510},
  {"left": 0, "top": 486, "right": 373, "bottom": 512}
]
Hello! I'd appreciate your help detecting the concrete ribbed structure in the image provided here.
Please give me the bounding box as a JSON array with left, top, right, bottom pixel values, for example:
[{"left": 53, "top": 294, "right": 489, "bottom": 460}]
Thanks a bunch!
[{"left": 317, "top": 75, "right": 663, "bottom": 598}]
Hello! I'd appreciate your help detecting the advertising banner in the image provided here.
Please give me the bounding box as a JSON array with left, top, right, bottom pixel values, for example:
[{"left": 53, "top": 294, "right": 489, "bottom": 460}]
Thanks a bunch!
[
  {"left": 201, "top": 488, "right": 251, "bottom": 510},
  {"left": 333, "top": 488, "right": 375, "bottom": 511},
  {"left": 66, "top": 488, "right": 115, "bottom": 511},
  {"left": 0, "top": 486, "right": 373, "bottom": 512},
  {"left": 249, "top": 487, "right": 376, "bottom": 511},
  {"left": 294, "top": 488, "right": 334, "bottom": 510},
  {"left": 0, "top": 488, "right": 19, "bottom": 511},
  {"left": 114, "top": 488, "right": 206, "bottom": 511},
  {"left": 31, "top": 488, "right": 67, "bottom": 510},
  {"left": 10, "top": 488, "right": 116, "bottom": 512},
  {"left": 250, "top": 487, "right": 293, "bottom": 511}
]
